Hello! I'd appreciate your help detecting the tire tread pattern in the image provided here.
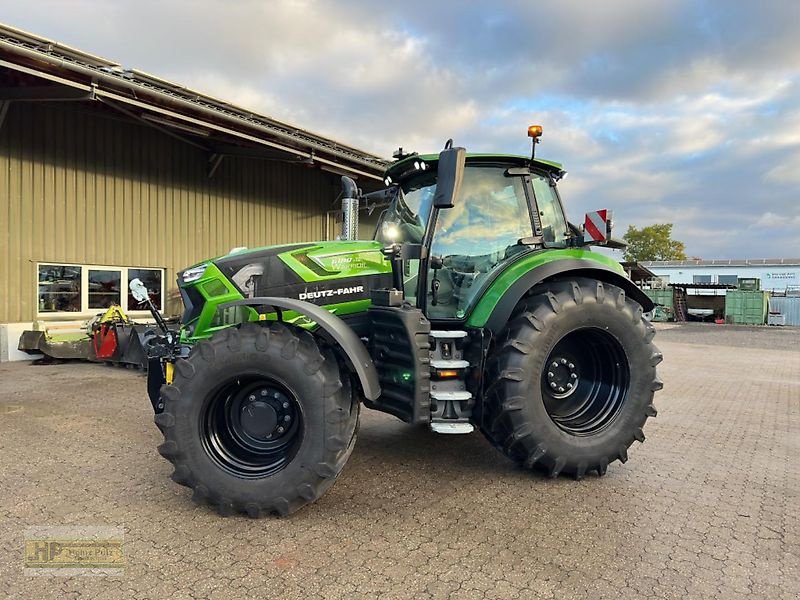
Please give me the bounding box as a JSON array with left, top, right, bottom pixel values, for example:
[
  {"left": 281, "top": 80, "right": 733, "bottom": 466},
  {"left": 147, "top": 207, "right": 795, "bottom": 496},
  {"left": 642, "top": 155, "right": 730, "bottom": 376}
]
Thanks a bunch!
[
  {"left": 154, "top": 323, "right": 359, "bottom": 517},
  {"left": 482, "top": 278, "right": 661, "bottom": 478}
]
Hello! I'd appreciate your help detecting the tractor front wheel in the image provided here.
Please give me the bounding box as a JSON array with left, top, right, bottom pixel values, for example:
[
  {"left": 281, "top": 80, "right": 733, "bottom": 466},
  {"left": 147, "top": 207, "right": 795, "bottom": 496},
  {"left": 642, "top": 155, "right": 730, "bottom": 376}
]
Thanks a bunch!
[
  {"left": 155, "top": 322, "right": 359, "bottom": 517},
  {"left": 482, "top": 278, "right": 662, "bottom": 478}
]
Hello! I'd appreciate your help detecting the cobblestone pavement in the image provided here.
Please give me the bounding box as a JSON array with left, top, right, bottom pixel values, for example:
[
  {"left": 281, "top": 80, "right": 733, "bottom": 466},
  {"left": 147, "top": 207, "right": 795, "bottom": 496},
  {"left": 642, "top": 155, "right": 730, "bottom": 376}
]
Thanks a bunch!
[{"left": 0, "top": 324, "right": 798, "bottom": 599}]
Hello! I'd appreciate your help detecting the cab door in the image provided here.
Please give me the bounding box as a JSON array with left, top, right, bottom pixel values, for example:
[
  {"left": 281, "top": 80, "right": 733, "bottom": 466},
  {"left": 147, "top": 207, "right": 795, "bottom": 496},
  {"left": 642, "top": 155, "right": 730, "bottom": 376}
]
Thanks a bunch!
[{"left": 423, "top": 165, "right": 536, "bottom": 320}]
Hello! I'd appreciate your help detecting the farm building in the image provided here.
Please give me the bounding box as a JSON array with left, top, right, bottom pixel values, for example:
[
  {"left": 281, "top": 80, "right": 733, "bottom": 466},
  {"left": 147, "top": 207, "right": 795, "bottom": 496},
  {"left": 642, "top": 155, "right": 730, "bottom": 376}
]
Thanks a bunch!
[
  {"left": 641, "top": 258, "right": 800, "bottom": 325},
  {"left": 0, "top": 23, "right": 388, "bottom": 360},
  {"left": 641, "top": 258, "right": 800, "bottom": 293}
]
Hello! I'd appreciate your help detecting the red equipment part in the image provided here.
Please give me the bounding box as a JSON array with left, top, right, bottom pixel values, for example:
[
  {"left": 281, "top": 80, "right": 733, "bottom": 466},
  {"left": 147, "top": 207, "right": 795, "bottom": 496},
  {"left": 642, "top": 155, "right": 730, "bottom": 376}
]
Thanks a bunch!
[{"left": 93, "top": 323, "right": 119, "bottom": 359}]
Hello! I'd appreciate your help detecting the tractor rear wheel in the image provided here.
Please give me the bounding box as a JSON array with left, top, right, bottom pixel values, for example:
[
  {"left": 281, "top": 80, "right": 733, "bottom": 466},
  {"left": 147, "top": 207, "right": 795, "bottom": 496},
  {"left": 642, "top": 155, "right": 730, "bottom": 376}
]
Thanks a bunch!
[
  {"left": 482, "top": 278, "right": 662, "bottom": 478},
  {"left": 155, "top": 322, "right": 359, "bottom": 517}
]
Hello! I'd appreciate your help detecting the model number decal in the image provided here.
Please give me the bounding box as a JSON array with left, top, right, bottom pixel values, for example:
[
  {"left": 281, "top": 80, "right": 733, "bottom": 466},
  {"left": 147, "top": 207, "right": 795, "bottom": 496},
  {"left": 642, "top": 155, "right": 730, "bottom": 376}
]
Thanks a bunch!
[{"left": 299, "top": 285, "right": 365, "bottom": 301}]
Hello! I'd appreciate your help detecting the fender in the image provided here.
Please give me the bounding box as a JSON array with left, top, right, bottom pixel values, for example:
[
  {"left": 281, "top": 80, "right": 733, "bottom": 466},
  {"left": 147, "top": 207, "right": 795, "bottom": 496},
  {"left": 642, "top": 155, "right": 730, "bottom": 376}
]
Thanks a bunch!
[
  {"left": 469, "top": 257, "right": 655, "bottom": 333},
  {"left": 220, "top": 297, "right": 381, "bottom": 400}
]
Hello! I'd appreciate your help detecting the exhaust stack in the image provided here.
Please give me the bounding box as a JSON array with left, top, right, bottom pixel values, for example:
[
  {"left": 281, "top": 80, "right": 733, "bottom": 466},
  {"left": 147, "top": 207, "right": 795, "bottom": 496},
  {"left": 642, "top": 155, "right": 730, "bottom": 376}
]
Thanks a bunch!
[{"left": 340, "top": 176, "right": 359, "bottom": 241}]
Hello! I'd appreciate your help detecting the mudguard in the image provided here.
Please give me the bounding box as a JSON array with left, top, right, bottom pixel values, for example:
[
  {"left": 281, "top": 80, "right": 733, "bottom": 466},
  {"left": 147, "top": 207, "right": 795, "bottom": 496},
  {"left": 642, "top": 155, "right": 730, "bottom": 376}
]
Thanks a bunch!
[
  {"left": 475, "top": 259, "right": 655, "bottom": 333},
  {"left": 220, "top": 297, "right": 381, "bottom": 400}
]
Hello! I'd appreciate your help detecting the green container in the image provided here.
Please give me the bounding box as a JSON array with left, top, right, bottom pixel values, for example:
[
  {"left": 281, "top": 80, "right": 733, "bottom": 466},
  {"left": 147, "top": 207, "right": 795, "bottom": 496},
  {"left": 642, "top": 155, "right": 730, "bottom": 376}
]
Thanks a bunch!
[
  {"left": 725, "top": 290, "right": 768, "bottom": 324},
  {"left": 644, "top": 289, "right": 674, "bottom": 322}
]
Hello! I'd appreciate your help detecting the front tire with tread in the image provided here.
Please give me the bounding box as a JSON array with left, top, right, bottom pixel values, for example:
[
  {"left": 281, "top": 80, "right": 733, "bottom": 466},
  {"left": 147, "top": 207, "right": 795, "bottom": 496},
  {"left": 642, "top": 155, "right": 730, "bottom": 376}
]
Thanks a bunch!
[{"left": 155, "top": 322, "right": 359, "bottom": 517}]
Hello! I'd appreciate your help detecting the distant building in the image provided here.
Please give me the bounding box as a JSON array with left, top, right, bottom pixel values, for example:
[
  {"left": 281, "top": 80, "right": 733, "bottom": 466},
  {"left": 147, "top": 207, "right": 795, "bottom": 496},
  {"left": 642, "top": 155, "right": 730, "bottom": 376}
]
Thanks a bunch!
[{"left": 641, "top": 259, "right": 800, "bottom": 293}]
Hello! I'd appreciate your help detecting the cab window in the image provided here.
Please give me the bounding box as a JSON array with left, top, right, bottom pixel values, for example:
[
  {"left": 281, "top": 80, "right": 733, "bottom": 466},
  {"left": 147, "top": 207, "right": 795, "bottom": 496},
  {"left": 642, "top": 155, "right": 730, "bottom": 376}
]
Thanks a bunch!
[{"left": 531, "top": 174, "right": 568, "bottom": 247}]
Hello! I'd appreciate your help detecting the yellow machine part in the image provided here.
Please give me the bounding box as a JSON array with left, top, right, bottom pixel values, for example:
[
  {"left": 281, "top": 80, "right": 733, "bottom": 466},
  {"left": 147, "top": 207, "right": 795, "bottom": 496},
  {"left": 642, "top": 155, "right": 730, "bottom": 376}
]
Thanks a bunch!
[{"left": 98, "top": 304, "right": 130, "bottom": 324}]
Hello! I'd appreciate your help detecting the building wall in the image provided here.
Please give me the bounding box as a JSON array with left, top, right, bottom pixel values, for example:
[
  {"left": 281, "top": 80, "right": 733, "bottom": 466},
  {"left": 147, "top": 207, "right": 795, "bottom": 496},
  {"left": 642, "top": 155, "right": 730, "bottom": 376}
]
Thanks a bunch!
[{"left": 0, "top": 102, "right": 339, "bottom": 324}]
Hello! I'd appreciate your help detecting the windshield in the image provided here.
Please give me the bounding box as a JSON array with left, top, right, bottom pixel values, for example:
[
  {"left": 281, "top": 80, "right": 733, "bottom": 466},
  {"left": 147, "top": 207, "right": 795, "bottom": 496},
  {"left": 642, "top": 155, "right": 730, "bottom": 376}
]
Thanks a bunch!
[{"left": 375, "top": 172, "right": 436, "bottom": 245}]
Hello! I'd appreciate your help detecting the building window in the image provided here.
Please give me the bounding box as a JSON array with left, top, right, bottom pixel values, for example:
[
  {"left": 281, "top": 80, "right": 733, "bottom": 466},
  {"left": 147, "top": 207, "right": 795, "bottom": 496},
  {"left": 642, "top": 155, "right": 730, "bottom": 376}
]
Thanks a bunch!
[
  {"left": 127, "top": 268, "right": 163, "bottom": 311},
  {"left": 88, "top": 269, "right": 122, "bottom": 309},
  {"left": 718, "top": 274, "right": 738, "bottom": 286},
  {"left": 693, "top": 275, "right": 712, "bottom": 284},
  {"left": 36, "top": 263, "right": 165, "bottom": 316},
  {"left": 38, "top": 265, "right": 82, "bottom": 312}
]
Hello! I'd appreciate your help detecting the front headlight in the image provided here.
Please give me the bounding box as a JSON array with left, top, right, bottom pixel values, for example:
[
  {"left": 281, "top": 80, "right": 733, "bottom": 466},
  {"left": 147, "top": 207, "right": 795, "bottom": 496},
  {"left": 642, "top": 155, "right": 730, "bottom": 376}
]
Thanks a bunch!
[{"left": 181, "top": 264, "right": 208, "bottom": 283}]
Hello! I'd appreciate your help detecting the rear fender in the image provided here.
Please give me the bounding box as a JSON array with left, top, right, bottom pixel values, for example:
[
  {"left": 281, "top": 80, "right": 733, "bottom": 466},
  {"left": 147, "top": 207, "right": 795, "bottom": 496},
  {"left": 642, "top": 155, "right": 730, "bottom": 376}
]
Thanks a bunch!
[
  {"left": 220, "top": 297, "right": 381, "bottom": 400},
  {"left": 478, "top": 260, "right": 654, "bottom": 333}
]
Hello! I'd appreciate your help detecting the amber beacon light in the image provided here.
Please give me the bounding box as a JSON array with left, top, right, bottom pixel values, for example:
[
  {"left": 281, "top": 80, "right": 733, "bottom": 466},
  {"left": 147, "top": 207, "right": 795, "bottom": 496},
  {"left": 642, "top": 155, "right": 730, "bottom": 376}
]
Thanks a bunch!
[
  {"left": 528, "top": 124, "right": 543, "bottom": 159},
  {"left": 527, "top": 125, "right": 543, "bottom": 138}
]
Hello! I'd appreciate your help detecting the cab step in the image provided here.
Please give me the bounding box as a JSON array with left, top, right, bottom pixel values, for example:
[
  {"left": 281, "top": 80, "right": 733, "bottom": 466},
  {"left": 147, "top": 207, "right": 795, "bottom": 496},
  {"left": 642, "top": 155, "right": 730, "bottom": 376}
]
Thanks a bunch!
[
  {"left": 431, "top": 422, "right": 475, "bottom": 434},
  {"left": 430, "top": 359, "right": 470, "bottom": 369},
  {"left": 430, "top": 390, "right": 472, "bottom": 401},
  {"left": 429, "top": 330, "right": 469, "bottom": 339},
  {"left": 429, "top": 330, "right": 474, "bottom": 434}
]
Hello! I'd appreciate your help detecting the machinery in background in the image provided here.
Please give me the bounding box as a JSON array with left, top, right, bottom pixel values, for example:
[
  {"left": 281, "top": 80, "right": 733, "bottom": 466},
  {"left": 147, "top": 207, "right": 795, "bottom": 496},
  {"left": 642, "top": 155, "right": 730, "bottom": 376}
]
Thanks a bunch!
[{"left": 17, "top": 303, "right": 177, "bottom": 369}]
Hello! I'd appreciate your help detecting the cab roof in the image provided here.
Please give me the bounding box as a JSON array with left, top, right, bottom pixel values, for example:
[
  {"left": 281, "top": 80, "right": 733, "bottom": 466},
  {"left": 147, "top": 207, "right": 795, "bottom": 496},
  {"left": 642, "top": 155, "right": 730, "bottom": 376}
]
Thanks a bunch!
[{"left": 385, "top": 153, "right": 564, "bottom": 183}]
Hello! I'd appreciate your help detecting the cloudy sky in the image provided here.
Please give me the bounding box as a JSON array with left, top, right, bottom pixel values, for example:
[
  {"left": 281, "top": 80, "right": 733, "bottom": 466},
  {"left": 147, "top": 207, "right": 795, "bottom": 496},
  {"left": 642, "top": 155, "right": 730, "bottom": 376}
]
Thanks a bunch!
[{"left": 5, "top": 1, "right": 800, "bottom": 258}]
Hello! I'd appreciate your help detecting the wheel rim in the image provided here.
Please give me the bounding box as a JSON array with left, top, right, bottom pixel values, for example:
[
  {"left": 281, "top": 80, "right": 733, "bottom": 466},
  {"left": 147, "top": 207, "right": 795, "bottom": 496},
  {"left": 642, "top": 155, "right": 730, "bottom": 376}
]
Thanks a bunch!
[
  {"left": 201, "top": 376, "right": 303, "bottom": 478},
  {"left": 541, "top": 327, "right": 630, "bottom": 436}
]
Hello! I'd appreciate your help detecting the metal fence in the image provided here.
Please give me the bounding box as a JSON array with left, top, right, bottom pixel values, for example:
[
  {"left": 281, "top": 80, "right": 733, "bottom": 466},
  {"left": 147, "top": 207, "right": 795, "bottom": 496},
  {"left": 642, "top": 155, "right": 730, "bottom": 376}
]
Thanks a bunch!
[{"left": 769, "top": 297, "right": 800, "bottom": 326}]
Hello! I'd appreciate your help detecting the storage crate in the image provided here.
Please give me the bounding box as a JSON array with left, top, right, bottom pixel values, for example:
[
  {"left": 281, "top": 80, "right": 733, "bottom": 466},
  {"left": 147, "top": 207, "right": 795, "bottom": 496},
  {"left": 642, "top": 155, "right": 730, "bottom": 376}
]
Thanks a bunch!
[
  {"left": 768, "top": 313, "right": 786, "bottom": 326},
  {"left": 737, "top": 278, "right": 760, "bottom": 291}
]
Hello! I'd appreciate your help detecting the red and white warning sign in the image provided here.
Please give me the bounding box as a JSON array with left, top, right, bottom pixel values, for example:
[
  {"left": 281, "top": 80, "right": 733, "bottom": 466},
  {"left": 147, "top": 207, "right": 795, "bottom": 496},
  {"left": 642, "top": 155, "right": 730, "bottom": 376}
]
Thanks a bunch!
[{"left": 584, "top": 209, "right": 611, "bottom": 243}]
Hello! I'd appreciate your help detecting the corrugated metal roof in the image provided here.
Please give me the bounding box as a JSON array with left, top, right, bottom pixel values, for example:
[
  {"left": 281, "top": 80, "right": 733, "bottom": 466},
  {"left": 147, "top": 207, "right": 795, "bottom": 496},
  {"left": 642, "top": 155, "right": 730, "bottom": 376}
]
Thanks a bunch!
[
  {"left": 642, "top": 258, "right": 800, "bottom": 268},
  {"left": 0, "top": 22, "right": 389, "bottom": 179}
]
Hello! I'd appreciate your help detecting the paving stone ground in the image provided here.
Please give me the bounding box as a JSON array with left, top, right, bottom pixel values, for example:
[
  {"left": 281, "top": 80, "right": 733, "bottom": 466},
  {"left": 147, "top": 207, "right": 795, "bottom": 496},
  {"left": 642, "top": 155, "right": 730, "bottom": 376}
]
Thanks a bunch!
[{"left": 0, "top": 323, "right": 798, "bottom": 599}]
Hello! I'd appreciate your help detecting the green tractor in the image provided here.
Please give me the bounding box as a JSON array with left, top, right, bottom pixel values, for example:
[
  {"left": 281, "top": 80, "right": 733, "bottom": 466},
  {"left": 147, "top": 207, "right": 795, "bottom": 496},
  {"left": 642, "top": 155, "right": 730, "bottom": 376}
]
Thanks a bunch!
[{"left": 138, "top": 126, "right": 662, "bottom": 517}]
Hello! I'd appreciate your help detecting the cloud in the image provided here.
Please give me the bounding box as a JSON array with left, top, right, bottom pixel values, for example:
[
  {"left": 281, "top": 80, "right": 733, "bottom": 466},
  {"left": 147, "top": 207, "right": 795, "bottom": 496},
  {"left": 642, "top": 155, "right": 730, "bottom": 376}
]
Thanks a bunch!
[{"left": 3, "top": 0, "right": 800, "bottom": 258}]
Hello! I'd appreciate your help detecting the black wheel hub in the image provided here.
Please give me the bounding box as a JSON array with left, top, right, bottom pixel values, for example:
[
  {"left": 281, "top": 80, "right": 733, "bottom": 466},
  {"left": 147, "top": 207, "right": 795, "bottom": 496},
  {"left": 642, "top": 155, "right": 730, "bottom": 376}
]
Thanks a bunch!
[
  {"left": 541, "top": 327, "right": 630, "bottom": 436},
  {"left": 545, "top": 357, "right": 579, "bottom": 399},
  {"left": 202, "top": 377, "right": 302, "bottom": 479},
  {"left": 240, "top": 400, "right": 277, "bottom": 439}
]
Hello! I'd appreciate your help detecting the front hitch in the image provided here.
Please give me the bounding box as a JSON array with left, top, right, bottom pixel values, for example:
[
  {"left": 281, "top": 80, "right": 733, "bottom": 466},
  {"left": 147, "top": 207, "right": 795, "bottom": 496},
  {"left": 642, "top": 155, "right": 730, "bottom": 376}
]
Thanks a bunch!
[{"left": 130, "top": 277, "right": 182, "bottom": 413}]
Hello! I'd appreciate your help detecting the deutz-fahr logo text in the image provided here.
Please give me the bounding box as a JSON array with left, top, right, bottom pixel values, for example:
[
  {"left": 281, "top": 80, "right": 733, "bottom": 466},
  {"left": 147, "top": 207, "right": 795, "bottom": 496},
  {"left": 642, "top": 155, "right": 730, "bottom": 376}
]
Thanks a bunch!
[{"left": 299, "top": 285, "right": 365, "bottom": 301}]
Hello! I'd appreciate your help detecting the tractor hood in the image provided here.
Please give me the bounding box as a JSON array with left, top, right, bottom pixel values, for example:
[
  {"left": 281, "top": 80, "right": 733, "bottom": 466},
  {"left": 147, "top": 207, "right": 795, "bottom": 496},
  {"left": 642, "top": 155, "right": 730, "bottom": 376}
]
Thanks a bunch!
[
  {"left": 211, "top": 240, "right": 392, "bottom": 298},
  {"left": 176, "top": 240, "right": 393, "bottom": 338}
]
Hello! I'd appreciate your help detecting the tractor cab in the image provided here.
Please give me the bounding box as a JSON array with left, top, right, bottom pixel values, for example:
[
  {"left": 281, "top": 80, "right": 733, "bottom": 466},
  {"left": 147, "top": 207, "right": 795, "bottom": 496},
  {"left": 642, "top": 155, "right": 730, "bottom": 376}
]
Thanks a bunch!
[{"left": 374, "top": 131, "right": 574, "bottom": 321}]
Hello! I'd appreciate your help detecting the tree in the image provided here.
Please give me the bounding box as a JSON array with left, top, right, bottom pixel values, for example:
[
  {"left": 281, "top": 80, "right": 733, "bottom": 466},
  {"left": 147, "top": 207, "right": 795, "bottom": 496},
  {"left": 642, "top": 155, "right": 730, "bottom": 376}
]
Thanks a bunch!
[{"left": 622, "top": 223, "right": 687, "bottom": 262}]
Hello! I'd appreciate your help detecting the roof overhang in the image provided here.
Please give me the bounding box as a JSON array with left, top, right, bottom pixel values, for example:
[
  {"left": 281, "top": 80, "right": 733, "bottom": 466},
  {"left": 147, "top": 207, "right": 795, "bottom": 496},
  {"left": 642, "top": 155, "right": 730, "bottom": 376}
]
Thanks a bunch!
[
  {"left": 620, "top": 262, "right": 656, "bottom": 283},
  {"left": 0, "top": 23, "right": 389, "bottom": 181}
]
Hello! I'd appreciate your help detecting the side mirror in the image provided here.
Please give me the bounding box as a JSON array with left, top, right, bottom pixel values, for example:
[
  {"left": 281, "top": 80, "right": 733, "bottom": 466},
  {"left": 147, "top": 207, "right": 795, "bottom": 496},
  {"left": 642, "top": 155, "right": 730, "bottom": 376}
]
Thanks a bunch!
[
  {"left": 433, "top": 146, "right": 466, "bottom": 209},
  {"left": 129, "top": 278, "right": 150, "bottom": 303}
]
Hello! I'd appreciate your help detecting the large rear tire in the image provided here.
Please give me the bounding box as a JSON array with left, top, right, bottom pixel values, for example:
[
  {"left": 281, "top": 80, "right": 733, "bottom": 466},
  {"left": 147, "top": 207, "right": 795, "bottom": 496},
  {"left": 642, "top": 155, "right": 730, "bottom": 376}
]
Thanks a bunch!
[
  {"left": 155, "top": 322, "right": 359, "bottom": 517},
  {"left": 481, "top": 278, "right": 662, "bottom": 478}
]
